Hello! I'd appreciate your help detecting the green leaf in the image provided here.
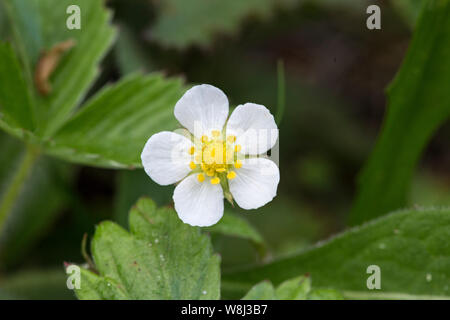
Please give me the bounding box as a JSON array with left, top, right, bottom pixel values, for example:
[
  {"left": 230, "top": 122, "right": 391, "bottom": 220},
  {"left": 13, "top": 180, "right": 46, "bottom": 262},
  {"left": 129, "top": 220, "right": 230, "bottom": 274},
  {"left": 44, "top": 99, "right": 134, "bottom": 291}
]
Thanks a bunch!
[
  {"left": 74, "top": 268, "right": 128, "bottom": 300},
  {"left": 349, "top": 0, "right": 450, "bottom": 225},
  {"left": 45, "top": 73, "right": 184, "bottom": 168},
  {"left": 4, "top": 0, "right": 116, "bottom": 137},
  {"left": 205, "top": 211, "right": 265, "bottom": 248},
  {"left": 275, "top": 276, "right": 311, "bottom": 300},
  {"left": 74, "top": 198, "right": 221, "bottom": 300},
  {"left": 242, "top": 276, "right": 342, "bottom": 300},
  {"left": 2, "top": 1, "right": 187, "bottom": 169},
  {"left": 0, "top": 42, "right": 35, "bottom": 131},
  {"left": 151, "top": 0, "right": 298, "bottom": 48},
  {"left": 223, "top": 207, "right": 450, "bottom": 300},
  {"left": 308, "top": 288, "right": 344, "bottom": 300},
  {"left": 242, "top": 281, "right": 276, "bottom": 300}
]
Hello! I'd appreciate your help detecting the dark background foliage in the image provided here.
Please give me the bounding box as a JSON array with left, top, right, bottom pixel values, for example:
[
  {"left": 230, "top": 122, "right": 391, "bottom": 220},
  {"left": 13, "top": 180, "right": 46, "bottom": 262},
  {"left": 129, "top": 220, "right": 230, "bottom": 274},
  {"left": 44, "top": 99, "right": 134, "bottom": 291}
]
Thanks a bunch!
[{"left": 0, "top": 0, "right": 448, "bottom": 299}]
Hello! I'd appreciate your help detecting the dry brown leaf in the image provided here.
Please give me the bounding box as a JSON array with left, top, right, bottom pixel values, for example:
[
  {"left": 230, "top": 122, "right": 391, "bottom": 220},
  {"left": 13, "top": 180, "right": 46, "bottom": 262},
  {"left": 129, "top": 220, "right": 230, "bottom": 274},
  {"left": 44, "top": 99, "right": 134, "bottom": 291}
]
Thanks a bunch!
[{"left": 34, "top": 39, "right": 76, "bottom": 95}]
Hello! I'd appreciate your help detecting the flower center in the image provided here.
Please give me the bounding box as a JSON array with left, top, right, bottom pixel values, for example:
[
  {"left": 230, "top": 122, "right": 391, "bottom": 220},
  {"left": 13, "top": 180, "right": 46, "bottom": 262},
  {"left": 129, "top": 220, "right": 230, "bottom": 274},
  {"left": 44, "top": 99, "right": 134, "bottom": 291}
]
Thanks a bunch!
[{"left": 188, "top": 130, "right": 242, "bottom": 185}]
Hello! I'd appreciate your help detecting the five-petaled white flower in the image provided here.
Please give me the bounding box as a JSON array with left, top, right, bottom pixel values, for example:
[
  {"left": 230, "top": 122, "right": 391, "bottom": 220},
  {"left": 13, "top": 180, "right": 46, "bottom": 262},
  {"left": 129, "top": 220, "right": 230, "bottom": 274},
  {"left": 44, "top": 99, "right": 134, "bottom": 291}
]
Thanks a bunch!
[{"left": 141, "top": 84, "right": 280, "bottom": 227}]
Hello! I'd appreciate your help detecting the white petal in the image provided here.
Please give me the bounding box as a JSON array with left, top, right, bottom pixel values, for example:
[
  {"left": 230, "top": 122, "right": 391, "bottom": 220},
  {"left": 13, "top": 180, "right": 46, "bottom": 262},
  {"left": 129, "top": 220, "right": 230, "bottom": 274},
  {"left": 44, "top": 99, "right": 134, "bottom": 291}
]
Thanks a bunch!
[
  {"left": 174, "top": 84, "right": 229, "bottom": 138},
  {"left": 226, "top": 103, "right": 278, "bottom": 155},
  {"left": 141, "top": 131, "right": 193, "bottom": 185},
  {"left": 173, "top": 174, "right": 224, "bottom": 227},
  {"left": 229, "top": 157, "right": 280, "bottom": 210}
]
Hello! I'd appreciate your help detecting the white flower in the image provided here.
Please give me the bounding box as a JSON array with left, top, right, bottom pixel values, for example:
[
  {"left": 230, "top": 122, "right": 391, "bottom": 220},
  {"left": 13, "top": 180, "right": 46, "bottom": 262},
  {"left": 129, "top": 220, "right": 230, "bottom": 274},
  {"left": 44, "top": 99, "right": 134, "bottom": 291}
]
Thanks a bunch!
[{"left": 141, "top": 84, "right": 280, "bottom": 227}]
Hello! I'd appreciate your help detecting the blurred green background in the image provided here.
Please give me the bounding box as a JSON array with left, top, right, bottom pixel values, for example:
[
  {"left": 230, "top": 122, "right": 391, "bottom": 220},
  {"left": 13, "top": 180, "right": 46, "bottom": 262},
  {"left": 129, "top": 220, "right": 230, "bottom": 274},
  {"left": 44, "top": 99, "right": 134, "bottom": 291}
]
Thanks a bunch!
[{"left": 0, "top": 0, "right": 448, "bottom": 299}]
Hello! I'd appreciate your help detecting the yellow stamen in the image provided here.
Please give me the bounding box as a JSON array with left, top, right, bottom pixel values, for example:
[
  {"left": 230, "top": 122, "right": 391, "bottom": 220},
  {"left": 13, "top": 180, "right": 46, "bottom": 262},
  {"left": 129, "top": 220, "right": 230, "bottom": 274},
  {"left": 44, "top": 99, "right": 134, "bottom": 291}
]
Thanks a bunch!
[
  {"left": 211, "top": 177, "right": 220, "bottom": 185},
  {"left": 212, "top": 130, "right": 221, "bottom": 137},
  {"left": 226, "top": 149, "right": 234, "bottom": 163},
  {"left": 227, "top": 171, "right": 236, "bottom": 180},
  {"left": 195, "top": 130, "right": 244, "bottom": 181}
]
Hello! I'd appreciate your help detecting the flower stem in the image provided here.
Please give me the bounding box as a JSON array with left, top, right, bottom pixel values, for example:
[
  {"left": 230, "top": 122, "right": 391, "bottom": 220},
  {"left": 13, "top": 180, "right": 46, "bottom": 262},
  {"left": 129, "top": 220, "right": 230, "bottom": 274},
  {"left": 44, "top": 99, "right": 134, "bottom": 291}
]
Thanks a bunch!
[
  {"left": 0, "top": 146, "right": 39, "bottom": 231},
  {"left": 275, "top": 59, "right": 286, "bottom": 126}
]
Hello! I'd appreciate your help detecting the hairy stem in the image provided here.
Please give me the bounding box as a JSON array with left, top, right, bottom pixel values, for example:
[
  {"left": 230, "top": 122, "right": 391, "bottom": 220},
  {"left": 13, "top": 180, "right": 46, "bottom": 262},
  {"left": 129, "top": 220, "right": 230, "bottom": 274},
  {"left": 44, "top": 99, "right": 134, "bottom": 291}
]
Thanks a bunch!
[{"left": 0, "top": 146, "right": 39, "bottom": 231}]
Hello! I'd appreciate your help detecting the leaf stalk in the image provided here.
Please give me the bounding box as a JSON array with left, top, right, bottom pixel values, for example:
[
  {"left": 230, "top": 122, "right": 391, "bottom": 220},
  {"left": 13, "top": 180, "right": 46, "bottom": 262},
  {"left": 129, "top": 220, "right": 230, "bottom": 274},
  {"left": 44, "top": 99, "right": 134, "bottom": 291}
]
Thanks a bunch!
[{"left": 0, "top": 145, "right": 39, "bottom": 232}]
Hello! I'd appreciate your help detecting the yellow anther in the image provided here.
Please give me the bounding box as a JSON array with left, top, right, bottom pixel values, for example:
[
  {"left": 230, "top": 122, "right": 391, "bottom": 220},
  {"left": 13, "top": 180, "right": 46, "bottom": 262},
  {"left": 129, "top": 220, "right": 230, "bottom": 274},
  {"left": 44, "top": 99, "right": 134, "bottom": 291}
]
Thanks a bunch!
[
  {"left": 197, "top": 131, "right": 242, "bottom": 179},
  {"left": 197, "top": 173, "right": 205, "bottom": 183},
  {"left": 211, "top": 177, "right": 220, "bottom": 185},
  {"left": 188, "top": 146, "right": 195, "bottom": 155},
  {"left": 212, "top": 130, "right": 221, "bottom": 138},
  {"left": 226, "top": 149, "right": 234, "bottom": 163},
  {"left": 227, "top": 171, "right": 236, "bottom": 180}
]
